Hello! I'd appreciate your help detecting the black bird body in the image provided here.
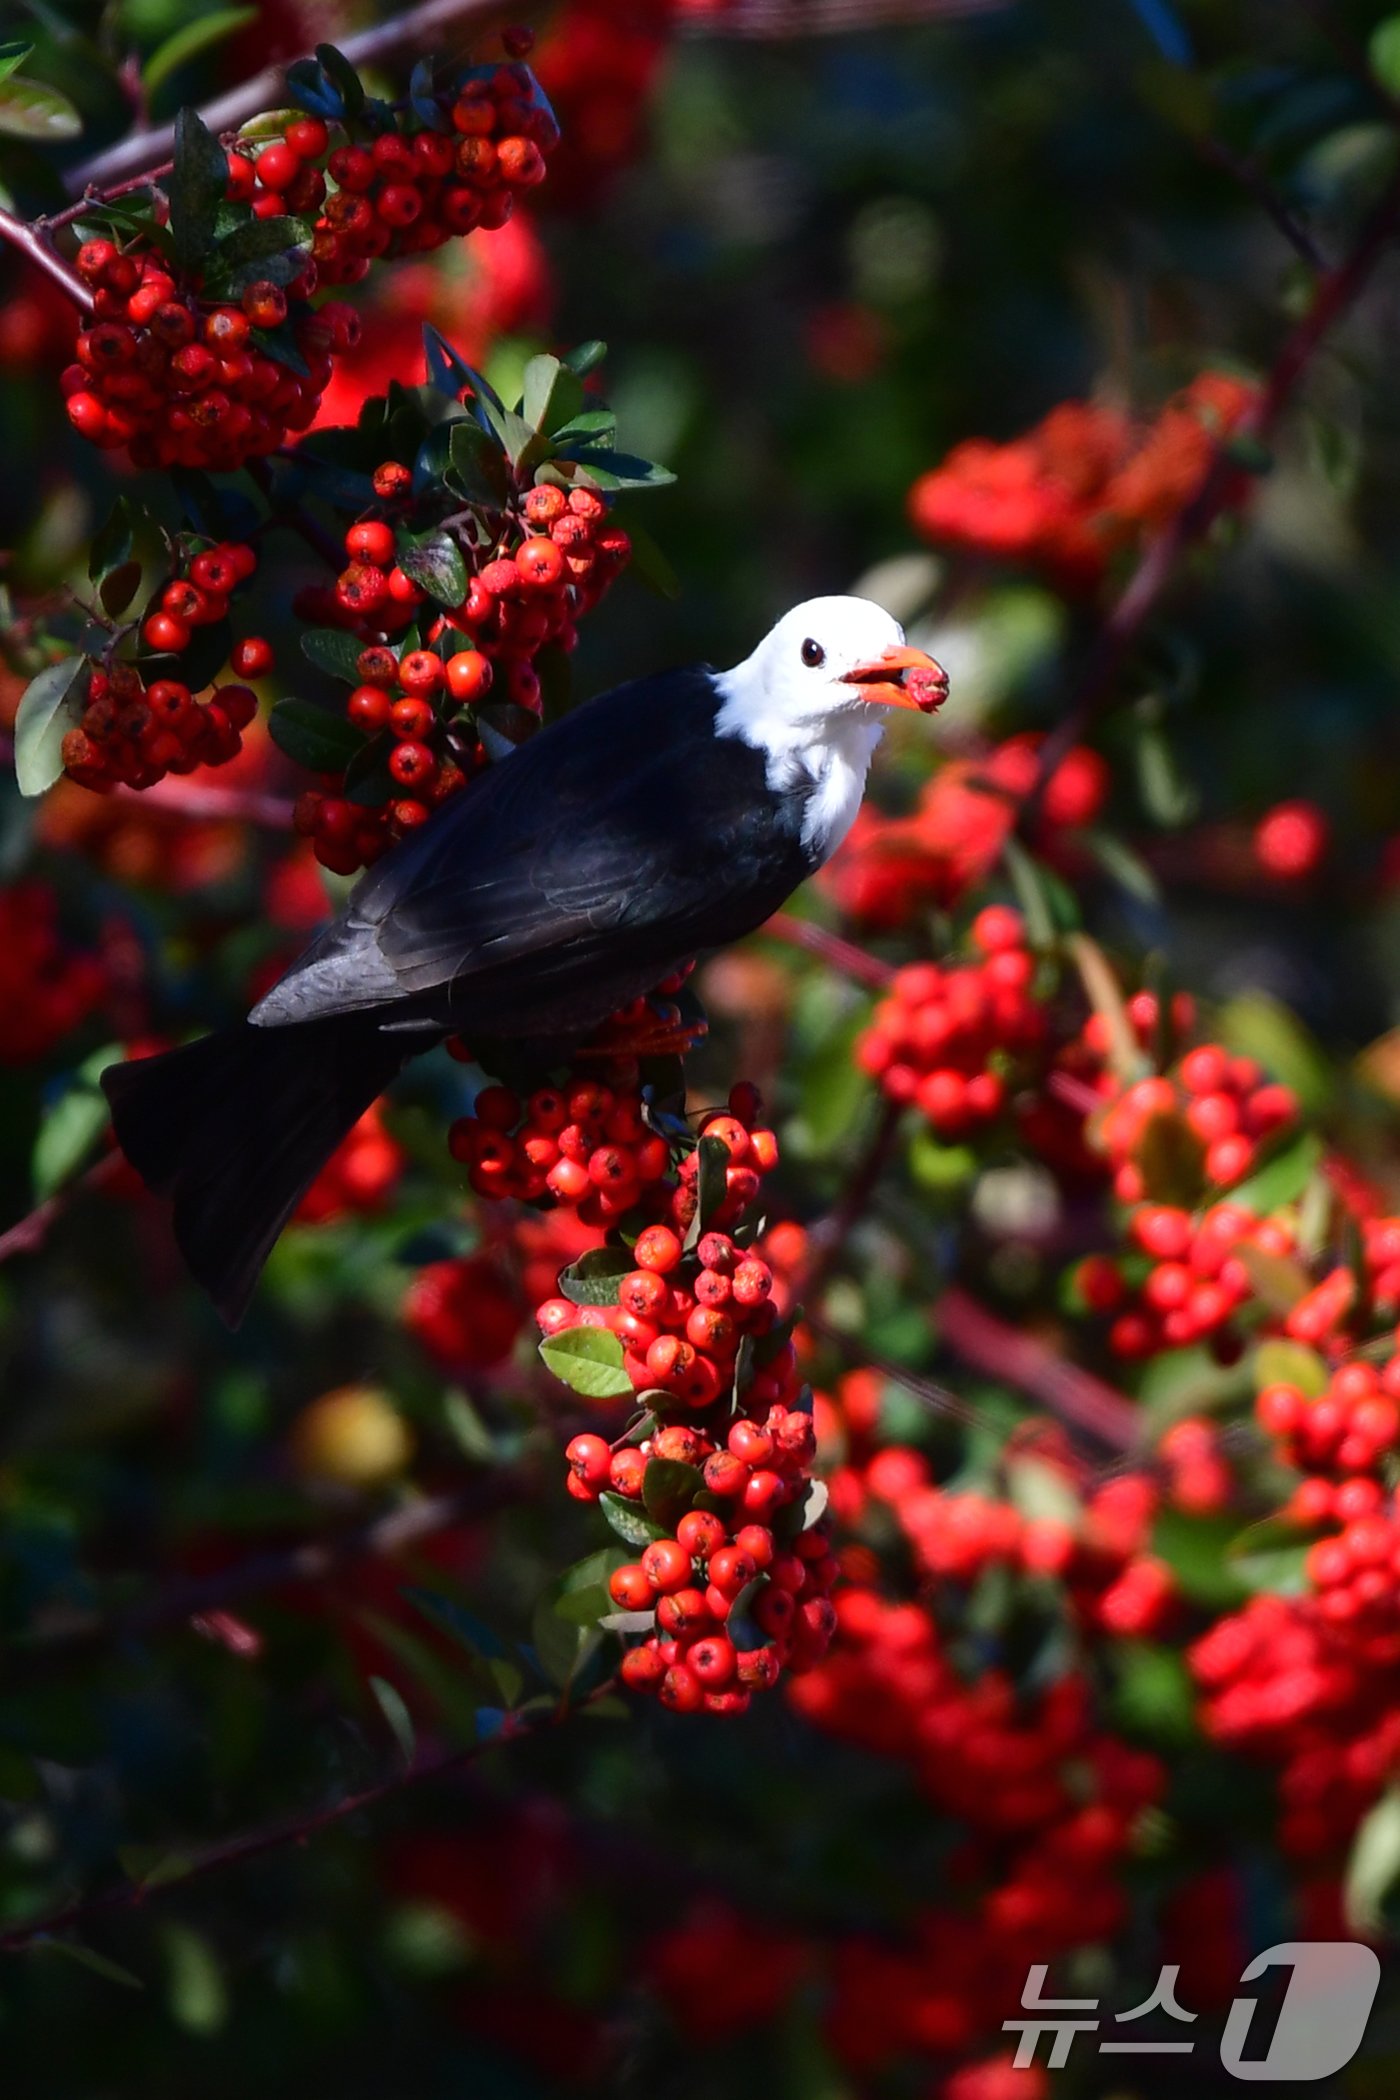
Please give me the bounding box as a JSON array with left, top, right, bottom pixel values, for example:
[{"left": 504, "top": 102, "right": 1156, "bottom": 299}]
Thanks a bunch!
[
  {"left": 255, "top": 666, "right": 818, "bottom": 1041},
  {"left": 102, "top": 597, "right": 943, "bottom": 1324}
]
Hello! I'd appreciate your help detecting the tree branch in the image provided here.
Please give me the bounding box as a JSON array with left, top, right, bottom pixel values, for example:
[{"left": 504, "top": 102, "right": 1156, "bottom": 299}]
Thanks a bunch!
[
  {"left": 765, "top": 911, "right": 894, "bottom": 990},
  {"left": 0, "top": 208, "right": 91, "bottom": 308},
  {"left": 1027, "top": 157, "right": 1400, "bottom": 807},
  {"left": 64, "top": 0, "right": 522, "bottom": 198},
  {"left": 933, "top": 1283, "right": 1140, "bottom": 1452},
  {"left": 0, "top": 1676, "right": 615, "bottom": 1956},
  {"left": 13, "top": 1474, "right": 528, "bottom": 1661}
]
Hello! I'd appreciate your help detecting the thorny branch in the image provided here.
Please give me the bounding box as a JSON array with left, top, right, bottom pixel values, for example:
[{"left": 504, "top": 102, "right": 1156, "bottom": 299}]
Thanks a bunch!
[{"left": 0, "top": 1676, "right": 616, "bottom": 1957}]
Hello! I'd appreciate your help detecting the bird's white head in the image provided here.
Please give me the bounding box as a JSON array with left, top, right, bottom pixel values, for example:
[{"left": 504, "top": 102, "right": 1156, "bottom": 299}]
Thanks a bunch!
[{"left": 713, "top": 595, "right": 949, "bottom": 859}]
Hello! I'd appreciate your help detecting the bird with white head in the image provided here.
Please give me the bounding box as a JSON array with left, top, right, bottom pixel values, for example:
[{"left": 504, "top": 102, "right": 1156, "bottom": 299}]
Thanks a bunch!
[
  {"left": 714, "top": 594, "right": 946, "bottom": 855},
  {"left": 103, "top": 594, "right": 948, "bottom": 1322}
]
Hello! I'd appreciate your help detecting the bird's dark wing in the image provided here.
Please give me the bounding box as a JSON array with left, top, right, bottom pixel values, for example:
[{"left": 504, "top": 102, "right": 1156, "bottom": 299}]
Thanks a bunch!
[{"left": 254, "top": 667, "right": 817, "bottom": 1029}]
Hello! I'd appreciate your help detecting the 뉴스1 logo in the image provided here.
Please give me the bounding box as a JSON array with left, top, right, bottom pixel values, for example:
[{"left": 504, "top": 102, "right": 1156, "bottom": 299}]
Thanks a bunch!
[{"left": 1003, "top": 1943, "right": 1382, "bottom": 2079}]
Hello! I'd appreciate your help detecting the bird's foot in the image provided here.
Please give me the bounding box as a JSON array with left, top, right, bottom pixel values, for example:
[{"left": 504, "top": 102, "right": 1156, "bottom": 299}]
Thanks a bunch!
[{"left": 575, "top": 996, "right": 709, "bottom": 1065}]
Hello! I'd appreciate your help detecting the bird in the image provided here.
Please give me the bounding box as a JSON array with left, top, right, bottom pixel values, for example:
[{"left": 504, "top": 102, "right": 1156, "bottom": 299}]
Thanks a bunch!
[{"left": 102, "top": 594, "right": 947, "bottom": 1325}]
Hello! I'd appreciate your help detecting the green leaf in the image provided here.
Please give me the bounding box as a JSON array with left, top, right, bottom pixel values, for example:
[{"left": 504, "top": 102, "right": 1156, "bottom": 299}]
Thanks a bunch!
[
  {"left": 1346, "top": 1785, "right": 1400, "bottom": 1933},
  {"left": 1234, "top": 1241, "right": 1313, "bottom": 1315},
  {"left": 315, "top": 42, "right": 366, "bottom": 117},
  {"left": 401, "top": 1584, "right": 508, "bottom": 1660},
  {"left": 1005, "top": 1457, "right": 1080, "bottom": 1528},
  {"left": 1151, "top": 1508, "right": 1247, "bottom": 1609},
  {"left": 39, "top": 1940, "right": 143, "bottom": 1990},
  {"left": 144, "top": 8, "right": 257, "bottom": 98},
  {"left": 1229, "top": 1130, "right": 1324, "bottom": 1217},
  {"left": 1134, "top": 719, "right": 1199, "bottom": 827},
  {"left": 32, "top": 1082, "right": 108, "bottom": 1199},
  {"left": 1370, "top": 17, "right": 1400, "bottom": 97},
  {"left": 1230, "top": 1540, "right": 1311, "bottom": 1598},
  {"left": 549, "top": 409, "right": 617, "bottom": 448},
  {"left": 476, "top": 394, "right": 538, "bottom": 470},
  {"left": 567, "top": 448, "right": 676, "bottom": 491},
  {"left": 562, "top": 340, "right": 608, "bottom": 377},
  {"left": 235, "top": 107, "right": 304, "bottom": 142},
  {"left": 522, "top": 353, "right": 585, "bottom": 437},
  {"left": 1110, "top": 1642, "right": 1198, "bottom": 1746},
  {"left": 369, "top": 1675, "right": 417, "bottom": 1766},
  {"left": 0, "top": 73, "right": 82, "bottom": 140},
  {"left": 249, "top": 320, "right": 309, "bottom": 377},
  {"left": 1134, "top": 1110, "right": 1206, "bottom": 1207},
  {"left": 14, "top": 656, "right": 87, "bottom": 797},
  {"left": 267, "top": 697, "right": 364, "bottom": 773},
  {"left": 162, "top": 1923, "right": 228, "bottom": 2037},
  {"left": 300, "top": 627, "right": 365, "bottom": 685},
  {"left": 359, "top": 1613, "right": 481, "bottom": 1741},
  {"left": 1252, "top": 1337, "right": 1328, "bottom": 1399},
  {"left": 0, "top": 43, "right": 33, "bottom": 87},
  {"left": 397, "top": 532, "right": 467, "bottom": 608},
  {"left": 442, "top": 1390, "right": 496, "bottom": 1460},
  {"left": 214, "top": 212, "right": 314, "bottom": 281},
  {"left": 556, "top": 1246, "right": 632, "bottom": 1306},
  {"left": 99, "top": 561, "right": 143, "bottom": 620},
  {"left": 443, "top": 419, "right": 510, "bottom": 508},
  {"left": 1080, "top": 827, "right": 1162, "bottom": 906},
  {"left": 695, "top": 1134, "right": 730, "bottom": 1234},
  {"left": 538, "top": 1327, "right": 633, "bottom": 1400},
  {"left": 614, "top": 515, "right": 679, "bottom": 600},
  {"left": 422, "top": 323, "right": 492, "bottom": 402},
  {"left": 1218, "top": 994, "right": 1333, "bottom": 1115},
  {"left": 169, "top": 108, "right": 229, "bottom": 279},
  {"left": 284, "top": 57, "right": 345, "bottom": 120},
  {"left": 598, "top": 1491, "right": 666, "bottom": 1548},
  {"left": 599, "top": 1608, "right": 654, "bottom": 1635},
  {"left": 642, "top": 1458, "right": 703, "bottom": 1530},
  {"left": 531, "top": 1590, "right": 595, "bottom": 1689},
  {"left": 88, "top": 496, "right": 136, "bottom": 584}
]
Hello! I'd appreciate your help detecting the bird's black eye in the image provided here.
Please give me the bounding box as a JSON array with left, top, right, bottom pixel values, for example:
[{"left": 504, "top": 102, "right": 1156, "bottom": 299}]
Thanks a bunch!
[{"left": 801, "top": 638, "right": 825, "bottom": 668}]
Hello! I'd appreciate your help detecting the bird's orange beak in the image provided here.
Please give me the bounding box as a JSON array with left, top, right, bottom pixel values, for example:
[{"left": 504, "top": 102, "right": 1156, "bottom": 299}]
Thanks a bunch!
[{"left": 841, "top": 643, "right": 949, "bottom": 713}]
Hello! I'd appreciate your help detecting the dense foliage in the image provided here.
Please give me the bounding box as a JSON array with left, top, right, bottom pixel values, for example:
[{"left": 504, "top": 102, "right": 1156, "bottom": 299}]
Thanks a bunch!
[{"left": 4, "top": 1, "right": 1400, "bottom": 2095}]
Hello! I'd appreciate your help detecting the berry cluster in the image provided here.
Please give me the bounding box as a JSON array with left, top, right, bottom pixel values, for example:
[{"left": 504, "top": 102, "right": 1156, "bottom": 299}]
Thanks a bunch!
[
  {"left": 793, "top": 1588, "right": 1165, "bottom": 2070},
  {"left": 449, "top": 1060, "right": 680, "bottom": 1218},
  {"left": 1257, "top": 1360, "right": 1400, "bottom": 1484},
  {"left": 855, "top": 905, "right": 1043, "bottom": 1137},
  {"left": 1192, "top": 1588, "right": 1400, "bottom": 1862},
  {"left": 584, "top": 1422, "right": 837, "bottom": 1716},
  {"left": 64, "top": 237, "right": 354, "bottom": 469},
  {"left": 543, "top": 1210, "right": 794, "bottom": 1412},
  {"left": 296, "top": 487, "right": 632, "bottom": 868},
  {"left": 1096, "top": 1042, "right": 1300, "bottom": 1202},
  {"left": 907, "top": 372, "right": 1257, "bottom": 592},
  {"left": 0, "top": 881, "right": 105, "bottom": 1065},
  {"left": 1076, "top": 1198, "right": 1302, "bottom": 1360},
  {"left": 59, "top": 542, "right": 264, "bottom": 791},
  {"left": 308, "top": 61, "right": 553, "bottom": 285},
  {"left": 827, "top": 733, "right": 1108, "bottom": 929},
  {"left": 62, "top": 32, "right": 555, "bottom": 472},
  {"left": 827, "top": 1413, "right": 1177, "bottom": 1642}
]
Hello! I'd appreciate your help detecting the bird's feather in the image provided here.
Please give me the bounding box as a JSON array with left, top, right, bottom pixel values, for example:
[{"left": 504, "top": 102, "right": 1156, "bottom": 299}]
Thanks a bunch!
[{"left": 253, "top": 668, "right": 818, "bottom": 1031}]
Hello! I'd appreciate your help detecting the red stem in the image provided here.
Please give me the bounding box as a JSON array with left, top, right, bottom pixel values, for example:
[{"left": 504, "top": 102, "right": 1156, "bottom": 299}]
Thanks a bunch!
[
  {"left": 63, "top": 0, "right": 518, "bottom": 198},
  {"left": 765, "top": 911, "right": 893, "bottom": 990},
  {"left": 0, "top": 209, "right": 90, "bottom": 309},
  {"left": 1027, "top": 158, "right": 1400, "bottom": 806},
  {"left": 934, "top": 1283, "right": 1140, "bottom": 1452}
]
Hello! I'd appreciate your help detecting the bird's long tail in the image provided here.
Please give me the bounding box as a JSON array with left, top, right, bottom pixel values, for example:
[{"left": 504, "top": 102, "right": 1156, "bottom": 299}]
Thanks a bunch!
[{"left": 101, "top": 1017, "right": 410, "bottom": 1327}]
